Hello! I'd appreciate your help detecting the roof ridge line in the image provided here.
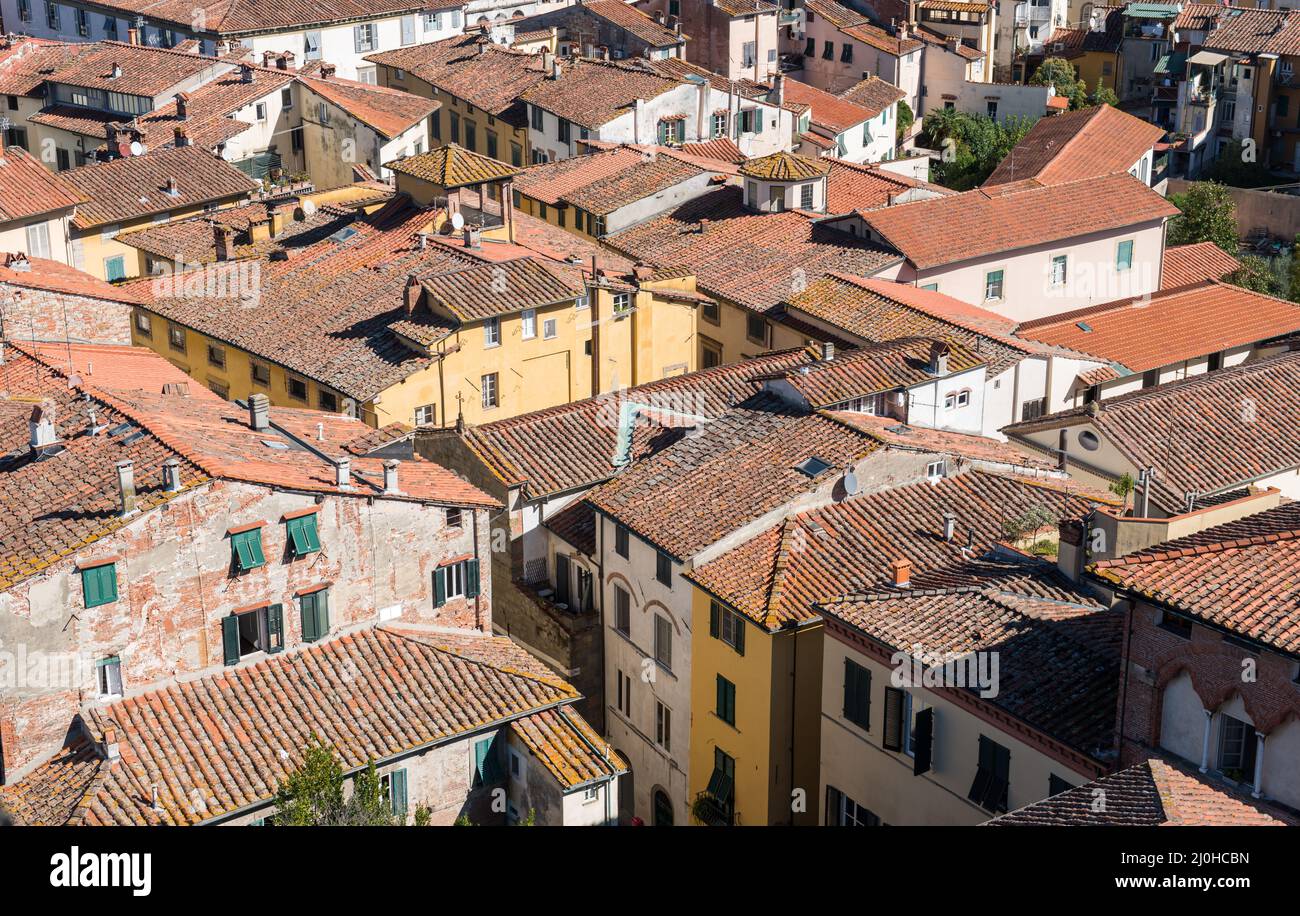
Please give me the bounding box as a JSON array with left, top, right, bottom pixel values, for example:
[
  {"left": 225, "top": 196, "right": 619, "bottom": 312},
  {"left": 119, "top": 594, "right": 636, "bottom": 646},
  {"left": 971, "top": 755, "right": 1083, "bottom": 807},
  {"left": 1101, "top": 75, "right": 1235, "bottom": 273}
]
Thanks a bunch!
[{"left": 377, "top": 624, "right": 579, "bottom": 695}]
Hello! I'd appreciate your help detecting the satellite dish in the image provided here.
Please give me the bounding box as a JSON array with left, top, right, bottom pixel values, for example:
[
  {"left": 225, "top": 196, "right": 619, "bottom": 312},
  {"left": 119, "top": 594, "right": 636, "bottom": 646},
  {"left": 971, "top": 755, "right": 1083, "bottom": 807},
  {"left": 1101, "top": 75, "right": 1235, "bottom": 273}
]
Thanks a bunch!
[
  {"left": 842, "top": 470, "right": 860, "bottom": 496},
  {"left": 300, "top": 199, "right": 317, "bottom": 218},
  {"left": 129, "top": 141, "right": 145, "bottom": 156},
  {"left": 450, "top": 211, "right": 465, "bottom": 230}
]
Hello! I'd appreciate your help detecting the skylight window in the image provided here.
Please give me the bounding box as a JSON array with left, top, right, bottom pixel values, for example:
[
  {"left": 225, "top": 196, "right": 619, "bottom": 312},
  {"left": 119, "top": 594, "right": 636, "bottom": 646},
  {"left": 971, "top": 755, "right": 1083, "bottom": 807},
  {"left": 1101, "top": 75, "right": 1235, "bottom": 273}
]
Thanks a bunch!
[{"left": 796, "top": 456, "right": 832, "bottom": 477}]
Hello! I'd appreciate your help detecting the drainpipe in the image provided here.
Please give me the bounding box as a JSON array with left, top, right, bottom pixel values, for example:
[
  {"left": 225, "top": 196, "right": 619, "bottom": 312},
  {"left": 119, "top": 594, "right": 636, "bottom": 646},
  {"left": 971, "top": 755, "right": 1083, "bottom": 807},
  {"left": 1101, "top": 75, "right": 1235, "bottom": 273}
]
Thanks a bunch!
[
  {"left": 472, "top": 503, "right": 484, "bottom": 631},
  {"left": 788, "top": 620, "right": 798, "bottom": 827}
]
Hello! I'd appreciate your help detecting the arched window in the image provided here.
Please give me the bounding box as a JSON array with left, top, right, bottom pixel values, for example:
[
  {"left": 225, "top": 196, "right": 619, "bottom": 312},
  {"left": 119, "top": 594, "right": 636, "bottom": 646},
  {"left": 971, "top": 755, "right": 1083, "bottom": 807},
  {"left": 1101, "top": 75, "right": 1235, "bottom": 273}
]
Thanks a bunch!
[{"left": 652, "top": 788, "right": 674, "bottom": 826}]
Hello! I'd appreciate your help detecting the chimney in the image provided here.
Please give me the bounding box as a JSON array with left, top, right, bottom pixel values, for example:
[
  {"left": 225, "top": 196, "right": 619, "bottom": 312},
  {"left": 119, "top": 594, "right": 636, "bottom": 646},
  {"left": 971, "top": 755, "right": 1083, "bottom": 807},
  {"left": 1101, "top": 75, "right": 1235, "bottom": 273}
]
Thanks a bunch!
[
  {"left": 478, "top": 36, "right": 489, "bottom": 56},
  {"left": 541, "top": 48, "right": 554, "bottom": 74},
  {"left": 600, "top": 45, "right": 610, "bottom": 61},
  {"left": 267, "top": 205, "right": 285, "bottom": 238},
  {"left": 698, "top": 217, "right": 710, "bottom": 234},
  {"left": 771, "top": 72, "right": 785, "bottom": 105},
  {"left": 404, "top": 274, "right": 421, "bottom": 314},
  {"left": 165, "top": 176, "right": 179, "bottom": 196},
  {"left": 653, "top": 10, "right": 664, "bottom": 23},
  {"left": 249, "top": 215, "right": 271, "bottom": 242},
  {"left": 102, "top": 726, "right": 120, "bottom": 760},
  {"left": 335, "top": 456, "right": 351, "bottom": 489},
  {"left": 248, "top": 393, "right": 270, "bottom": 430},
  {"left": 213, "top": 223, "right": 231, "bottom": 261},
  {"left": 173, "top": 125, "right": 189, "bottom": 147},
  {"left": 262, "top": 50, "right": 276, "bottom": 68},
  {"left": 277, "top": 51, "right": 294, "bottom": 71},
  {"left": 162, "top": 457, "right": 182, "bottom": 492},
  {"left": 928, "top": 341, "right": 949, "bottom": 376},
  {"left": 942, "top": 510, "right": 956, "bottom": 542},
  {"left": 319, "top": 63, "right": 336, "bottom": 79},
  {"left": 127, "top": 27, "right": 140, "bottom": 45},
  {"left": 889, "top": 557, "right": 912, "bottom": 588},
  {"left": 28, "top": 403, "right": 56, "bottom": 450},
  {"left": 239, "top": 63, "right": 254, "bottom": 83},
  {"left": 383, "top": 459, "right": 400, "bottom": 494},
  {"left": 116, "top": 460, "right": 137, "bottom": 515},
  {"left": 175, "top": 91, "right": 189, "bottom": 120},
  {"left": 110, "top": 62, "right": 122, "bottom": 79},
  {"left": 820, "top": 341, "right": 834, "bottom": 361}
]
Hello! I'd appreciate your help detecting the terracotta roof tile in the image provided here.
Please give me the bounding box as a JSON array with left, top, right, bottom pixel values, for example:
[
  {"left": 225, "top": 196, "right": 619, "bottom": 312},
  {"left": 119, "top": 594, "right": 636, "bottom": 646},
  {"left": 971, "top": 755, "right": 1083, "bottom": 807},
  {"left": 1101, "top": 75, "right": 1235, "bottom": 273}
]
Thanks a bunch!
[
  {"left": 0, "top": 255, "right": 143, "bottom": 304},
  {"left": 0, "top": 625, "right": 581, "bottom": 825},
  {"left": 38, "top": 40, "right": 225, "bottom": 96},
  {"left": 543, "top": 499, "right": 597, "bottom": 556},
  {"left": 862, "top": 173, "right": 1179, "bottom": 270},
  {"left": 581, "top": 0, "right": 685, "bottom": 47},
  {"left": 63, "top": 146, "right": 259, "bottom": 230},
  {"left": 835, "top": 75, "right": 907, "bottom": 119},
  {"left": 1202, "top": 5, "right": 1300, "bottom": 56},
  {"left": 1016, "top": 280, "right": 1300, "bottom": 374},
  {"left": 518, "top": 57, "right": 684, "bottom": 130},
  {"left": 828, "top": 411, "right": 1060, "bottom": 470},
  {"left": 510, "top": 707, "right": 626, "bottom": 791},
  {"left": 1161, "top": 241, "right": 1241, "bottom": 289},
  {"left": 513, "top": 147, "right": 648, "bottom": 206},
  {"left": 387, "top": 143, "right": 521, "bottom": 188},
  {"left": 984, "top": 105, "right": 1166, "bottom": 187},
  {"left": 824, "top": 158, "right": 952, "bottom": 213},
  {"left": 0, "top": 147, "right": 88, "bottom": 222},
  {"left": 63, "top": 0, "right": 464, "bottom": 36},
  {"left": 299, "top": 70, "right": 439, "bottom": 140},
  {"left": 0, "top": 39, "right": 83, "bottom": 97},
  {"left": 421, "top": 256, "right": 581, "bottom": 321},
  {"left": 563, "top": 154, "right": 705, "bottom": 216},
  {"left": 989, "top": 757, "right": 1289, "bottom": 825},
  {"left": 739, "top": 150, "right": 831, "bottom": 180}
]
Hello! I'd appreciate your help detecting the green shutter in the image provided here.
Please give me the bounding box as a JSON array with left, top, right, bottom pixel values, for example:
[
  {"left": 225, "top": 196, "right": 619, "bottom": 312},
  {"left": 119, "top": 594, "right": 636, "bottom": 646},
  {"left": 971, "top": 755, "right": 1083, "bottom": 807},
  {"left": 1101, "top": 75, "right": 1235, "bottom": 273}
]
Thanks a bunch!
[
  {"left": 734, "top": 615, "right": 745, "bottom": 656},
  {"left": 221, "top": 615, "right": 240, "bottom": 665},
  {"left": 709, "top": 600, "right": 720, "bottom": 638},
  {"left": 475, "top": 735, "right": 500, "bottom": 784},
  {"left": 465, "top": 558, "right": 480, "bottom": 598},
  {"left": 286, "top": 514, "right": 321, "bottom": 556},
  {"left": 231, "top": 528, "right": 265, "bottom": 571},
  {"left": 434, "top": 567, "right": 447, "bottom": 607},
  {"left": 389, "top": 768, "right": 408, "bottom": 816},
  {"left": 81, "top": 563, "right": 117, "bottom": 608},
  {"left": 300, "top": 592, "right": 319, "bottom": 642},
  {"left": 267, "top": 603, "right": 283, "bottom": 653},
  {"left": 315, "top": 589, "right": 330, "bottom": 639}
]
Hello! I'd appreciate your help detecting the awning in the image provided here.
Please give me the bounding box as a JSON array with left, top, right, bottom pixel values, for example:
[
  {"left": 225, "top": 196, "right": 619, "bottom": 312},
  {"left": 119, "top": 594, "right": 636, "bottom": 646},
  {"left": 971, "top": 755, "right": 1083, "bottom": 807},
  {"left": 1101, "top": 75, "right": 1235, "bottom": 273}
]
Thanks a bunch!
[
  {"left": 1188, "top": 50, "right": 1230, "bottom": 66},
  {"left": 1125, "top": 2, "right": 1180, "bottom": 17}
]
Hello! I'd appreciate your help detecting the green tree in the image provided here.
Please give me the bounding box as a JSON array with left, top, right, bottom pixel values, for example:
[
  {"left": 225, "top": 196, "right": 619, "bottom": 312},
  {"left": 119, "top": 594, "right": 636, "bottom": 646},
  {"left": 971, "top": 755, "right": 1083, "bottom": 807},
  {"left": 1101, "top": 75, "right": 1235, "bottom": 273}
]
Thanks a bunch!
[
  {"left": 1203, "top": 139, "right": 1278, "bottom": 188},
  {"left": 1108, "top": 472, "right": 1135, "bottom": 512},
  {"left": 923, "top": 109, "right": 1038, "bottom": 189},
  {"left": 1229, "top": 254, "right": 1287, "bottom": 297},
  {"left": 1167, "top": 182, "right": 1239, "bottom": 253},
  {"left": 1090, "top": 84, "right": 1120, "bottom": 107},
  {"left": 895, "top": 99, "right": 914, "bottom": 144},
  {"left": 1288, "top": 235, "right": 1300, "bottom": 301},
  {"left": 272, "top": 736, "right": 399, "bottom": 826},
  {"left": 1031, "top": 57, "right": 1087, "bottom": 109}
]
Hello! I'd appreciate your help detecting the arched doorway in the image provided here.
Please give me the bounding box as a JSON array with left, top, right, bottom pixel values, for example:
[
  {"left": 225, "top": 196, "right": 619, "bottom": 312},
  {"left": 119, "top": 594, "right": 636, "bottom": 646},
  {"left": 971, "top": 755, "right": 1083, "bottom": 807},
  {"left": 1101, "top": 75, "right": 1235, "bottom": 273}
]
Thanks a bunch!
[
  {"left": 652, "top": 788, "right": 674, "bottom": 826},
  {"left": 615, "top": 751, "right": 635, "bottom": 824}
]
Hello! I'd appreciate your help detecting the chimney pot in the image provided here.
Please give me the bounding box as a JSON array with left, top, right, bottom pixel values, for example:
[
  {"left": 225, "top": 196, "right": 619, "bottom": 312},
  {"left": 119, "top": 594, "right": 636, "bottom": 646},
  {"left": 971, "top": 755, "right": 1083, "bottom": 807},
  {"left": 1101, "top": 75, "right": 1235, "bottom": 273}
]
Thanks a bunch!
[
  {"left": 248, "top": 393, "right": 270, "bottom": 430},
  {"left": 890, "top": 557, "right": 911, "bottom": 588},
  {"left": 213, "top": 223, "right": 231, "bottom": 261},
  {"left": 383, "top": 459, "right": 400, "bottom": 493},
  {"left": 335, "top": 457, "right": 351, "bottom": 488},
  {"left": 820, "top": 341, "right": 834, "bottom": 361},
  {"left": 928, "top": 341, "right": 949, "bottom": 376},
  {"left": 173, "top": 126, "right": 189, "bottom": 147},
  {"left": 942, "top": 510, "right": 956, "bottom": 542},
  {"left": 116, "top": 460, "right": 137, "bottom": 515},
  {"left": 163, "top": 457, "right": 182, "bottom": 492}
]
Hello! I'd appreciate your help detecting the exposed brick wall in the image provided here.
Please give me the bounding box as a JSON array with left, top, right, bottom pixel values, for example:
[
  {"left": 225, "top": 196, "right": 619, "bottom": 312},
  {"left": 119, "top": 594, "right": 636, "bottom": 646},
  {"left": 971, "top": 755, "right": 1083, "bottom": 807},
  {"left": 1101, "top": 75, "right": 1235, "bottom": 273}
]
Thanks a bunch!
[
  {"left": 0, "top": 285, "right": 133, "bottom": 345},
  {"left": 0, "top": 478, "right": 491, "bottom": 780},
  {"left": 1118, "top": 599, "right": 1300, "bottom": 766}
]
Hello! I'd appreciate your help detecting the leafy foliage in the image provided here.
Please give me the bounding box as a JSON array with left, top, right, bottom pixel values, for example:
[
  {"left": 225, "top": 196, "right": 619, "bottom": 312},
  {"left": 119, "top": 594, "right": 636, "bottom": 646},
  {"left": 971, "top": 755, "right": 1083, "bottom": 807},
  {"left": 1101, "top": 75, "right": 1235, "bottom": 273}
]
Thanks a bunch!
[
  {"left": 1090, "top": 84, "right": 1120, "bottom": 107},
  {"left": 271, "top": 736, "right": 413, "bottom": 826},
  {"left": 1030, "top": 58, "right": 1088, "bottom": 110},
  {"left": 895, "top": 99, "right": 914, "bottom": 144},
  {"left": 1108, "top": 472, "right": 1135, "bottom": 510},
  {"left": 1201, "top": 140, "right": 1282, "bottom": 188},
  {"left": 1229, "top": 253, "right": 1288, "bottom": 297},
  {"left": 922, "top": 109, "right": 1038, "bottom": 190},
  {"left": 1167, "top": 182, "right": 1239, "bottom": 254}
]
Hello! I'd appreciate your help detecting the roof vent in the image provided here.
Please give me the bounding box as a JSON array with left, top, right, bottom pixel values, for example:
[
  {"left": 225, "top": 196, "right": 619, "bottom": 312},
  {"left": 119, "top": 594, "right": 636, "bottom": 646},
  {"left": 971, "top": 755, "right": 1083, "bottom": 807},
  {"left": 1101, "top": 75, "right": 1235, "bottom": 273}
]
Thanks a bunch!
[
  {"left": 335, "top": 456, "right": 351, "bottom": 489},
  {"left": 796, "top": 455, "right": 832, "bottom": 477},
  {"left": 248, "top": 393, "right": 270, "bottom": 431},
  {"left": 163, "top": 457, "right": 182, "bottom": 492},
  {"left": 116, "top": 460, "right": 137, "bottom": 516},
  {"left": 383, "top": 459, "right": 400, "bottom": 494},
  {"left": 889, "top": 557, "right": 911, "bottom": 589}
]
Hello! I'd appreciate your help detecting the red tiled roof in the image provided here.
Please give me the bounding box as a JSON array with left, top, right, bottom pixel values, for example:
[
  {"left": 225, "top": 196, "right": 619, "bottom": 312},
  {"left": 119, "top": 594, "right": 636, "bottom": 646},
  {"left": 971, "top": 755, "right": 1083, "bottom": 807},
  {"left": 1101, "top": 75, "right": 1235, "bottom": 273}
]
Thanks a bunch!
[
  {"left": 1089, "top": 500, "right": 1300, "bottom": 654},
  {"left": 54, "top": 0, "right": 465, "bottom": 36},
  {"left": 984, "top": 105, "right": 1165, "bottom": 187},
  {"left": 821, "top": 574, "right": 1118, "bottom": 757},
  {"left": 1161, "top": 241, "right": 1241, "bottom": 289},
  {"left": 828, "top": 411, "right": 1060, "bottom": 470},
  {"left": 510, "top": 707, "right": 626, "bottom": 791},
  {"left": 606, "top": 185, "right": 900, "bottom": 312},
  {"left": 299, "top": 71, "right": 439, "bottom": 140},
  {"left": 117, "top": 199, "right": 345, "bottom": 264},
  {"left": 988, "top": 757, "right": 1289, "bottom": 826},
  {"left": 563, "top": 154, "right": 705, "bottom": 216},
  {"left": 421, "top": 256, "right": 582, "bottom": 322},
  {"left": 0, "top": 255, "right": 143, "bottom": 304},
  {"left": 1003, "top": 350, "right": 1300, "bottom": 513},
  {"left": 824, "top": 158, "right": 953, "bottom": 213},
  {"left": 862, "top": 173, "right": 1179, "bottom": 270},
  {"left": 125, "top": 64, "right": 296, "bottom": 150},
  {"left": 1016, "top": 280, "right": 1300, "bottom": 374},
  {"left": 513, "top": 147, "right": 648, "bottom": 206},
  {"left": 582, "top": 0, "right": 686, "bottom": 47},
  {"left": 0, "top": 39, "right": 83, "bottom": 97},
  {"left": 519, "top": 57, "right": 684, "bottom": 130},
  {"left": 38, "top": 40, "right": 225, "bottom": 96},
  {"left": 461, "top": 348, "right": 819, "bottom": 497},
  {"left": 688, "top": 471, "right": 1112, "bottom": 628},
  {"left": 0, "top": 625, "right": 581, "bottom": 825},
  {"left": 543, "top": 499, "right": 597, "bottom": 556},
  {"left": 835, "top": 75, "right": 907, "bottom": 119},
  {"left": 0, "top": 147, "right": 88, "bottom": 222},
  {"left": 678, "top": 138, "right": 744, "bottom": 164},
  {"left": 782, "top": 77, "right": 877, "bottom": 133},
  {"left": 585, "top": 395, "right": 884, "bottom": 559},
  {"left": 63, "top": 146, "right": 259, "bottom": 230},
  {"left": 1201, "top": 5, "right": 1300, "bottom": 56},
  {"left": 14, "top": 341, "right": 222, "bottom": 398}
]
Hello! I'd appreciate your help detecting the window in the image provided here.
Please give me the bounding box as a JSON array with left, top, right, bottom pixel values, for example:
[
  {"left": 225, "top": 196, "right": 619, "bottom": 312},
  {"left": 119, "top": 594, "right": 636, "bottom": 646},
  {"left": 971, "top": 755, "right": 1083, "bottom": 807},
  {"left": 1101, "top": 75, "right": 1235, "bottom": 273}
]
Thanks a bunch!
[
  {"left": 984, "top": 269, "right": 1004, "bottom": 300},
  {"left": 1142, "top": 369, "right": 1159, "bottom": 388},
  {"left": 353, "top": 23, "right": 377, "bottom": 53},
  {"left": 423, "top": 11, "right": 441, "bottom": 30},
  {"left": 986, "top": 100, "right": 998, "bottom": 120},
  {"left": 926, "top": 459, "right": 945, "bottom": 480},
  {"left": 281, "top": 87, "right": 293, "bottom": 109},
  {"left": 968, "top": 735, "right": 1011, "bottom": 812},
  {"left": 255, "top": 101, "right": 267, "bottom": 121},
  {"left": 318, "top": 390, "right": 338, "bottom": 413},
  {"left": 133, "top": 311, "right": 152, "bottom": 338},
  {"left": 303, "top": 30, "right": 322, "bottom": 60},
  {"left": 473, "top": 735, "right": 501, "bottom": 786},
  {"left": 463, "top": 121, "right": 476, "bottom": 151},
  {"left": 81, "top": 562, "right": 118, "bottom": 608},
  {"left": 840, "top": 42, "right": 853, "bottom": 63},
  {"left": 743, "top": 40, "right": 756, "bottom": 67},
  {"left": 46, "top": 0, "right": 59, "bottom": 30},
  {"left": 484, "top": 316, "right": 501, "bottom": 347},
  {"left": 1050, "top": 254, "right": 1067, "bottom": 287},
  {"left": 1218, "top": 714, "right": 1258, "bottom": 780},
  {"left": 557, "top": 118, "right": 570, "bottom": 143},
  {"left": 614, "top": 523, "right": 629, "bottom": 558},
  {"left": 822, "top": 40, "right": 834, "bottom": 60},
  {"left": 434, "top": 557, "right": 480, "bottom": 605},
  {"left": 481, "top": 372, "right": 498, "bottom": 409},
  {"left": 747, "top": 314, "right": 767, "bottom": 345},
  {"left": 614, "top": 584, "right": 630, "bottom": 635},
  {"left": 414, "top": 403, "right": 436, "bottom": 425},
  {"left": 826, "top": 787, "right": 882, "bottom": 825},
  {"left": 1116, "top": 239, "right": 1134, "bottom": 271},
  {"left": 657, "top": 118, "right": 684, "bottom": 145},
  {"left": 655, "top": 550, "right": 672, "bottom": 586},
  {"left": 712, "top": 111, "right": 727, "bottom": 137},
  {"left": 530, "top": 104, "right": 544, "bottom": 131},
  {"left": 716, "top": 675, "right": 736, "bottom": 725},
  {"left": 24, "top": 222, "right": 50, "bottom": 260},
  {"left": 207, "top": 343, "right": 225, "bottom": 368},
  {"left": 104, "top": 255, "right": 126, "bottom": 282},
  {"left": 542, "top": 318, "right": 558, "bottom": 339},
  {"left": 448, "top": 111, "right": 459, "bottom": 143},
  {"left": 705, "top": 749, "right": 735, "bottom": 821},
  {"left": 230, "top": 527, "right": 266, "bottom": 571},
  {"left": 612, "top": 292, "right": 631, "bottom": 313},
  {"left": 221, "top": 604, "right": 283, "bottom": 663},
  {"left": 1157, "top": 609, "right": 1193, "bottom": 638},
  {"left": 285, "top": 512, "right": 320, "bottom": 557},
  {"left": 843, "top": 658, "right": 871, "bottom": 729},
  {"left": 800, "top": 183, "right": 814, "bottom": 209},
  {"left": 702, "top": 299, "right": 720, "bottom": 324},
  {"left": 17, "top": 0, "right": 30, "bottom": 21},
  {"left": 655, "top": 701, "right": 671, "bottom": 751},
  {"left": 883, "top": 687, "right": 913, "bottom": 752},
  {"left": 1048, "top": 774, "right": 1074, "bottom": 796},
  {"left": 401, "top": 14, "right": 416, "bottom": 45},
  {"left": 298, "top": 587, "right": 330, "bottom": 642},
  {"left": 287, "top": 376, "right": 308, "bottom": 401},
  {"left": 446, "top": 507, "right": 462, "bottom": 528},
  {"left": 654, "top": 614, "right": 672, "bottom": 670},
  {"left": 710, "top": 600, "right": 746, "bottom": 654},
  {"left": 511, "top": 142, "right": 522, "bottom": 167},
  {"left": 486, "top": 131, "right": 498, "bottom": 160},
  {"left": 96, "top": 656, "right": 123, "bottom": 698},
  {"left": 616, "top": 668, "right": 632, "bottom": 717},
  {"left": 381, "top": 769, "right": 408, "bottom": 817}
]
